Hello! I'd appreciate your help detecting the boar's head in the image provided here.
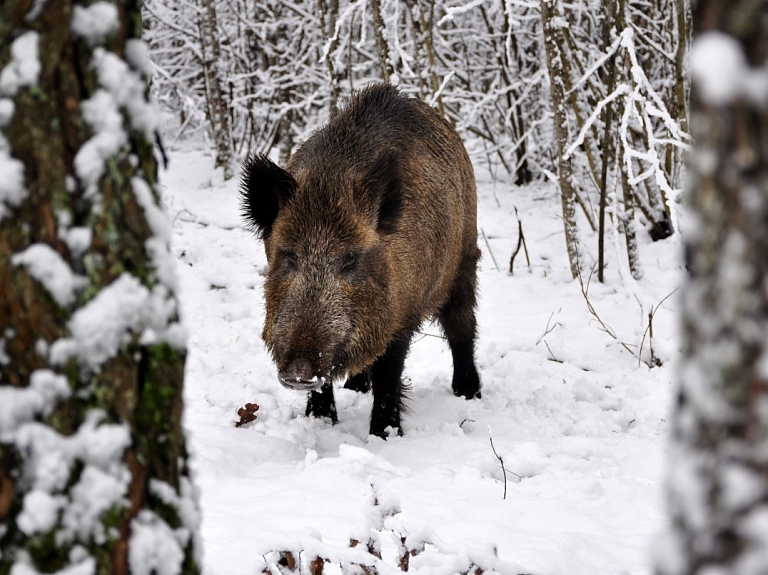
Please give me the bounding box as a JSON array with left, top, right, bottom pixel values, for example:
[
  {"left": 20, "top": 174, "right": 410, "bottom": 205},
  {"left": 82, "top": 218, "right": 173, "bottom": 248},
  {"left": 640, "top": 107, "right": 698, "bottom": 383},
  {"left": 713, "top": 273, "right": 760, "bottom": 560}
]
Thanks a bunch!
[{"left": 240, "top": 150, "right": 402, "bottom": 391}]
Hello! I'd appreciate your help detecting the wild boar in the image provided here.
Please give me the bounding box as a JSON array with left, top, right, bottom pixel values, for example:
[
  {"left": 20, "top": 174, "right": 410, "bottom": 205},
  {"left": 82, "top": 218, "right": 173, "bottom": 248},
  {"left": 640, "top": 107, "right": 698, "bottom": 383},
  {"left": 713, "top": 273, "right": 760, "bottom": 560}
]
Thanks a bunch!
[{"left": 240, "top": 82, "right": 481, "bottom": 437}]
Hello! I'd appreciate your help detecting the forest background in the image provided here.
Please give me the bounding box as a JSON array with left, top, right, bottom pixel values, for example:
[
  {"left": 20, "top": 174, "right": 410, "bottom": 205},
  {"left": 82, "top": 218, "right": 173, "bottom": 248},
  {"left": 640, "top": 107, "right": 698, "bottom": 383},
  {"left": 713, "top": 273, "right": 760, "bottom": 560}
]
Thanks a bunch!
[
  {"left": 144, "top": 0, "right": 689, "bottom": 278},
  {"left": 6, "top": 0, "right": 768, "bottom": 573}
]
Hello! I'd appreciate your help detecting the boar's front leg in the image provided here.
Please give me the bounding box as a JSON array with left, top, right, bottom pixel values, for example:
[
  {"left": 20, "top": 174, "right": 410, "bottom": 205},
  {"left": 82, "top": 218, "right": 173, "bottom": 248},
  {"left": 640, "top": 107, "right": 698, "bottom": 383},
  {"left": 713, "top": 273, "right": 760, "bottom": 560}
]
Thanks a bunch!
[
  {"left": 369, "top": 330, "right": 413, "bottom": 438},
  {"left": 306, "top": 382, "right": 338, "bottom": 424}
]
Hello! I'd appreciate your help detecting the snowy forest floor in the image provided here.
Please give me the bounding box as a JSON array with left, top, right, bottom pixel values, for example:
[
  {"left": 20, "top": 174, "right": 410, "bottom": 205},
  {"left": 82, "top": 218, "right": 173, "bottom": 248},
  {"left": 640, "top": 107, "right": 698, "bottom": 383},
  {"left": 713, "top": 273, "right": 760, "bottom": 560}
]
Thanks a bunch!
[{"left": 159, "top": 141, "right": 683, "bottom": 575}]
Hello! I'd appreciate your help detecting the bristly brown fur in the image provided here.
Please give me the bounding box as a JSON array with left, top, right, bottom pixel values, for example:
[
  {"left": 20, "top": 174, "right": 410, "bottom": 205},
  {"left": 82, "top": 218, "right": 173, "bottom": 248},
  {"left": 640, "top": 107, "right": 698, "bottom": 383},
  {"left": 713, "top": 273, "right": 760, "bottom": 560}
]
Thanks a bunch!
[{"left": 240, "top": 83, "right": 481, "bottom": 438}]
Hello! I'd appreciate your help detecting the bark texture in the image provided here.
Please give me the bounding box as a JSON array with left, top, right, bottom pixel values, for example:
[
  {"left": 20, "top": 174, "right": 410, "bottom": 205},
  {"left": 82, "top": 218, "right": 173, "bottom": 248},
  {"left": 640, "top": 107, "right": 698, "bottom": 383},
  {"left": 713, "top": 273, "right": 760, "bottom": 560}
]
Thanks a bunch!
[
  {"left": 370, "top": 0, "right": 394, "bottom": 82},
  {"left": 660, "top": 0, "right": 768, "bottom": 573},
  {"left": 198, "top": 0, "right": 234, "bottom": 179},
  {"left": 0, "top": 1, "right": 200, "bottom": 574},
  {"left": 540, "top": 0, "right": 581, "bottom": 279}
]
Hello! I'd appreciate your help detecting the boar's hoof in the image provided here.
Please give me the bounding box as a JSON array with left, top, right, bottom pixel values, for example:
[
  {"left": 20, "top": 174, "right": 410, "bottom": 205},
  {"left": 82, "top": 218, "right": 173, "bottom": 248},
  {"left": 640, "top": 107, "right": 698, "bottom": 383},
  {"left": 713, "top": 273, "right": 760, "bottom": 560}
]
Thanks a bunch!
[
  {"left": 278, "top": 359, "right": 325, "bottom": 391},
  {"left": 452, "top": 371, "right": 481, "bottom": 400},
  {"left": 455, "top": 389, "right": 482, "bottom": 400}
]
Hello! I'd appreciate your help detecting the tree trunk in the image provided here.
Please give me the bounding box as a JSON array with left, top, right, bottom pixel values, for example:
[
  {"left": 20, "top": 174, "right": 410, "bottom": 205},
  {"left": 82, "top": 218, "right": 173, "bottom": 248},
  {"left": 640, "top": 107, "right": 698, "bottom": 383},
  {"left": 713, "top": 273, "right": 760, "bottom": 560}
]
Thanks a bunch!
[
  {"left": 658, "top": 0, "right": 768, "bottom": 573},
  {"left": 0, "top": 2, "right": 200, "bottom": 574},
  {"left": 598, "top": 0, "right": 619, "bottom": 283},
  {"left": 198, "top": 0, "right": 235, "bottom": 179},
  {"left": 370, "top": 0, "right": 394, "bottom": 83},
  {"left": 540, "top": 0, "right": 581, "bottom": 279},
  {"left": 318, "top": 0, "right": 341, "bottom": 118},
  {"left": 618, "top": 146, "right": 643, "bottom": 280}
]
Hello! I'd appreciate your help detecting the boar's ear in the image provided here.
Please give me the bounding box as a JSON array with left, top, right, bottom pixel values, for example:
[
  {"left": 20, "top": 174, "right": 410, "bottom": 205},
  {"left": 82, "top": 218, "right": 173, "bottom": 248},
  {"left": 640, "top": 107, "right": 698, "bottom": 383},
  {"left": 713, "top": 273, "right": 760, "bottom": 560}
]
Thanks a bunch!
[
  {"left": 362, "top": 147, "right": 403, "bottom": 235},
  {"left": 239, "top": 155, "right": 296, "bottom": 239}
]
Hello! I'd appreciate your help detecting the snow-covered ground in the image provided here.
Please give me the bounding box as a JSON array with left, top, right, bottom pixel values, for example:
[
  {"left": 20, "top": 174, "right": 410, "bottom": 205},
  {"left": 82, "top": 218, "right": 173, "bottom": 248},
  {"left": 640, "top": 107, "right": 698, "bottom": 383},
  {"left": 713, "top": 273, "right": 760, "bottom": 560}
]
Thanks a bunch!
[{"left": 160, "top": 143, "right": 683, "bottom": 575}]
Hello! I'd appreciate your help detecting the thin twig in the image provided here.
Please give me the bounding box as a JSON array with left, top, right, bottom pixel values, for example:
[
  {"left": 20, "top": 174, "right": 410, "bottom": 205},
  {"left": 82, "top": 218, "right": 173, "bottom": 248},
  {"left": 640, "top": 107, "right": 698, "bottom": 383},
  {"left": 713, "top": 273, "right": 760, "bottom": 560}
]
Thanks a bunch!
[
  {"left": 637, "top": 286, "right": 679, "bottom": 368},
  {"left": 576, "top": 263, "right": 636, "bottom": 357},
  {"left": 509, "top": 207, "right": 530, "bottom": 274},
  {"left": 489, "top": 435, "right": 507, "bottom": 500},
  {"left": 536, "top": 310, "right": 562, "bottom": 345},
  {"left": 520, "top": 209, "right": 531, "bottom": 267},
  {"left": 481, "top": 228, "right": 500, "bottom": 271},
  {"left": 544, "top": 342, "right": 562, "bottom": 363},
  {"left": 411, "top": 330, "right": 447, "bottom": 344}
]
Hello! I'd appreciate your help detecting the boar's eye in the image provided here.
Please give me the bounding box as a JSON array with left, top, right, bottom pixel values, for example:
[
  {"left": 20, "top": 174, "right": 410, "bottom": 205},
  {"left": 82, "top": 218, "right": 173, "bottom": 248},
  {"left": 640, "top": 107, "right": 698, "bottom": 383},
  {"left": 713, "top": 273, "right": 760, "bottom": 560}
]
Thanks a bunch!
[
  {"left": 279, "top": 249, "right": 299, "bottom": 273},
  {"left": 339, "top": 251, "right": 360, "bottom": 277}
]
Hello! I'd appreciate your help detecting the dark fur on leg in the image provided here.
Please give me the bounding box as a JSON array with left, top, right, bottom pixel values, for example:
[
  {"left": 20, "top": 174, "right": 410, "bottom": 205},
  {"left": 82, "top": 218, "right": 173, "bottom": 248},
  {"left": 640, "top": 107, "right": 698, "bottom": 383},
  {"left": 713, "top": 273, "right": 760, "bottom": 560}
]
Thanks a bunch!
[
  {"left": 439, "top": 247, "right": 482, "bottom": 399},
  {"left": 305, "top": 382, "right": 338, "bottom": 424},
  {"left": 369, "top": 331, "right": 413, "bottom": 438},
  {"left": 344, "top": 369, "right": 371, "bottom": 393}
]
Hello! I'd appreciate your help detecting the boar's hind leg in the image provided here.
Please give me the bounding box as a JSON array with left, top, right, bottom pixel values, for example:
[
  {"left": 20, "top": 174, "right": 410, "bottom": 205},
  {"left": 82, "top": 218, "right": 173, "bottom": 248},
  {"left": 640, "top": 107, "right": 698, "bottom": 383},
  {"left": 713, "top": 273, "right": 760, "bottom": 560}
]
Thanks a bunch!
[
  {"left": 344, "top": 369, "right": 372, "bottom": 393},
  {"left": 369, "top": 331, "right": 413, "bottom": 438},
  {"left": 306, "top": 382, "right": 338, "bottom": 424},
  {"left": 439, "top": 251, "right": 482, "bottom": 400}
]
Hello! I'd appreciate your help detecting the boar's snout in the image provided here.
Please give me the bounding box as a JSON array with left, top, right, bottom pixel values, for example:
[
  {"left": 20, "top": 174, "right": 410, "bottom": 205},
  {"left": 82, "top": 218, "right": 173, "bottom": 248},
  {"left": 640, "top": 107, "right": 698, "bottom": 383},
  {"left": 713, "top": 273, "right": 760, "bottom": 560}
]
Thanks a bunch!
[{"left": 278, "top": 358, "right": 326, "bottom": 391}]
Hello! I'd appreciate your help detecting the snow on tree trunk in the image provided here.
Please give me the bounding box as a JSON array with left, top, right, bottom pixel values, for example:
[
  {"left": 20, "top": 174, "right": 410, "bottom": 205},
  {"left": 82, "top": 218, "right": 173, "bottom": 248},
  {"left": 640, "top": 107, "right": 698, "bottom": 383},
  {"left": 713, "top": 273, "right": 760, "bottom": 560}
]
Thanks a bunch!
[
  {"left": 619, "top": 144, "right": 644, "bottom": 280},
  {"left": 540, "top": 0, "right": 581, "bottom": 280},
  {"left": 657, "top": 1, "right": 768, "bottom": 573},
  {"left": 370, "top": 0, "right": 395, "bottom": 83},
  {"left": 198, "top": 0, "right": 235, "bottom": 180},
  {"left": 318, "top": 0, "right": 341, "bottom": 119},
  {"left": 0, "top": 2, "right": 201, "bottom": 574}
]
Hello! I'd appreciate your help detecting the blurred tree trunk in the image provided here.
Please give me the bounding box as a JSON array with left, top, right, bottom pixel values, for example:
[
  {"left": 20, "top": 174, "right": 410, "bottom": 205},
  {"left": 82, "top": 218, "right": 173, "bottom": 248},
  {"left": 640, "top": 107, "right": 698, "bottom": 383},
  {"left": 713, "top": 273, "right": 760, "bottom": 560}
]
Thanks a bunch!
[
  {"left": 198, "top": 0, "right": 235, "bottom": 179},
  {"left": 0, "top": 1, "right": 200, "bottom": 573},
  {"left": 659, "top": 0, "right": 768, "bottom": 573},
  {"left": 540, "top": 0, "right": 581, "bottom": 279}
]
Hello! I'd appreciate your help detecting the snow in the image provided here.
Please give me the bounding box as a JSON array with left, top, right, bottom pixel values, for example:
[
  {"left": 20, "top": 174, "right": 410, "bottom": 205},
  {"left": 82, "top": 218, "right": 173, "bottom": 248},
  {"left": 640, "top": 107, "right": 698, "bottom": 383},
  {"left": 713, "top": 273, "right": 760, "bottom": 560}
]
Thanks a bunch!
[
  {"left": 690, "top": 33, "right": 746, "bottom": 105},
  {"left": 70, "top": 2, "right": 119, "bottom": 45},
  {"left": 0, "top": 140, "right": 26, "bottom": 221},
  {"left": 74, "top": 45, "right": 160, "bottom": 193},
  {"left": 157, "top": 141, "right": 682, "bottom": 574},
  {"left": 7, "top": 408, "right": 131, "bottom": 570},
  {"left": 13, "top": 410, "right": 130, "bottom": 491},
  {"left": 129, "top": 510, "right": 186, "bottom": 575},
  {"left": 0, "top": 369, "right": 70, "bottom": 435},
  {"left": 61, "top": 226, "right": 92, "bottom": 258},
  {"left": 149, "top": 476, "right": 203, "bottom": 562},
  {"left": 50, "top": 272, "right": 184, "bottom": 371},
  {"left": 93, "top": 47, "right": 159, "bottom": 136},
  {"left": 125, "top": 39, "right": 154, "bottom": 78},
  {"left": 691, "top": 32, "right": 768, "bottom": 105},
  {"left": 0, "top": 31, "right": 40, "bottom": 97},
  {"left": 24, "top": 0, "right": 49, "bottom": 21},
  {"left": 721, "top": 465, "right": 765, "bottom": 512},
  {"left": 132, "top": 176, "right": 179, "bottom": 291},
  {"left": 74, "top": 89, "right": 126, "bottom": 191},
  {"left": 10, "top": 554, "right": 96, "bottom": 575},
  {"left": 0, "top": 98, "right": 14, "bottom": 127},
  {"left": 11, "top": 244, "right": 87, "bottom": 307},
  {"left": 737, "top": 508, "right": 768, "bottom": 573},
  {"left": 17, "top": 490, "right": 66, "bottom": 535},
  {"left": 62, "top": 464, "right": 130, "bottom": 543}
]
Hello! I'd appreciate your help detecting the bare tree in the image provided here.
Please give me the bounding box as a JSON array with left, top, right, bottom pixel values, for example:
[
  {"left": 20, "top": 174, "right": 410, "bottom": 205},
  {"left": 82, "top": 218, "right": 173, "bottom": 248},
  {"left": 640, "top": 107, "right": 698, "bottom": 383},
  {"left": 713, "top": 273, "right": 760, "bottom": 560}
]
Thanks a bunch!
[
  {"left": 370, "top": 0, "right": 395, "bottom": 82},
  {"left": 0, "top": 1, "right": 200, "bottom": 572},
  {"left": 144, "top": 0, "right": 690, "bottom": 282},
  {"left": 198, "top": 0, "right": 235, "bottom": 178},
  {"left": 540, "top": 0, "right": 581, "bottom": 279},
  {"left": 658, "top": 0, "right": 768, "bottom": 573},
  {"left": 318, "top": 0, "right": 342, "bottom": 118}
]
